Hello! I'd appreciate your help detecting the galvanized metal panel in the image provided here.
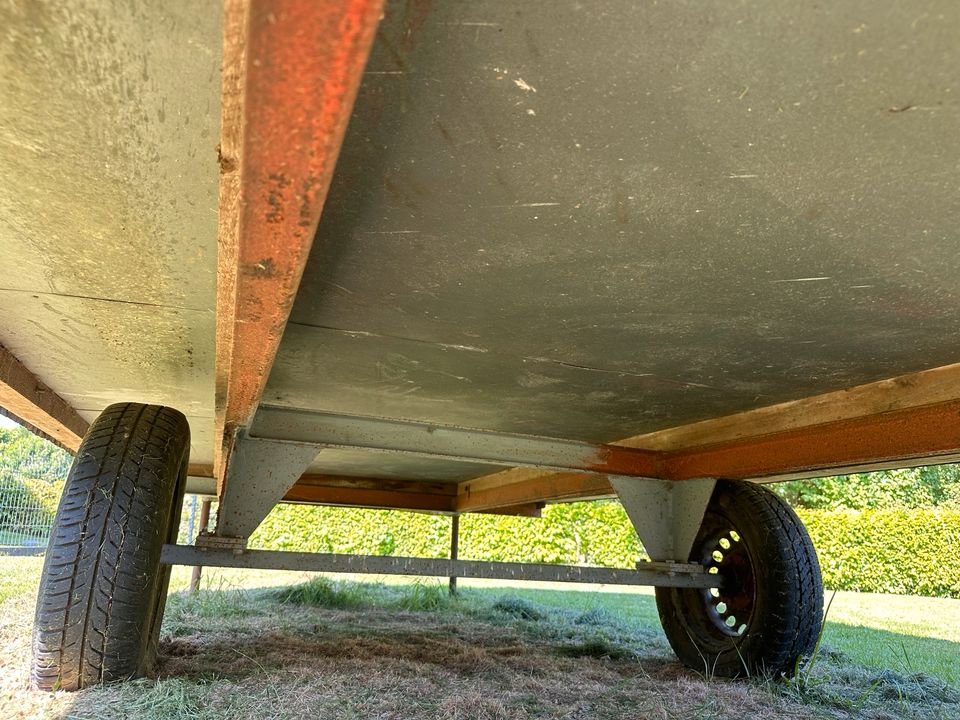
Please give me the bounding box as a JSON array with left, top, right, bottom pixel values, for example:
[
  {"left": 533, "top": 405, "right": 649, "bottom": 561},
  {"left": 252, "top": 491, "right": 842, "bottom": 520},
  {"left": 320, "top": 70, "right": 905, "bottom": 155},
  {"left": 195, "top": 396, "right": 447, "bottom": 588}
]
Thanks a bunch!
[
  {"left": 216, "top": 433, "right": 321, "bottom": 539},
  {"left": 306, "top": 448, "right": 498, "bottom": 483},
  {"left": 0, "top": 2, "right": 219, "bottom": 463},
  {"left": 266, "top": 0, "right": 960, "bottom": 484},
  {"left": 250, "top": 405, "right": 659, "bottom": 475},
  {"left": 610, "top": 477, "right": 717, "bottom": 562}
]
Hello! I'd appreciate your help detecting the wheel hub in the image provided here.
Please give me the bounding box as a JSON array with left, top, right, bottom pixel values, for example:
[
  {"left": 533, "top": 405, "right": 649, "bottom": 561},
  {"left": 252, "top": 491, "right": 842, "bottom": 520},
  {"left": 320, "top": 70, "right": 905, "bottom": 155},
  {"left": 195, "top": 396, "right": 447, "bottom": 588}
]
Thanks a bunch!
[{"left": 701, "top": 528, "right": 756, "bottom": 637}]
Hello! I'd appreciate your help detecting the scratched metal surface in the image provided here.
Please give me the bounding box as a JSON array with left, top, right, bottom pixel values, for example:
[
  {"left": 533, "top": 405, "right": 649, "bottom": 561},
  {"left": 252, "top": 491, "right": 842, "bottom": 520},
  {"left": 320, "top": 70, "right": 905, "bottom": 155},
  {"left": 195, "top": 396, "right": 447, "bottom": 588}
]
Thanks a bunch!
[
  {"left": 0, "top": 2, "right": 220, "bottom": 464},
  {"left": 265, "top": 0, "right": 960, "bottom": 480}
]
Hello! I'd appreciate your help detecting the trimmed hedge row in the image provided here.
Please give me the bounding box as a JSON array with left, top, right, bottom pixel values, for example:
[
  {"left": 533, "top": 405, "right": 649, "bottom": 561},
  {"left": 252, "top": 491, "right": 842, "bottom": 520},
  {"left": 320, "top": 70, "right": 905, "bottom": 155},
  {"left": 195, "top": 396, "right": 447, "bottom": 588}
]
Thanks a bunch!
[
  {"left": 248, "top": 502, "right": 960, "bottom": 599},
  {"left": 799, "top": 508, "right": 960, "bottom": 599},
  {"left": 250, "top": 501, "right": 643, "bottom": 566}
]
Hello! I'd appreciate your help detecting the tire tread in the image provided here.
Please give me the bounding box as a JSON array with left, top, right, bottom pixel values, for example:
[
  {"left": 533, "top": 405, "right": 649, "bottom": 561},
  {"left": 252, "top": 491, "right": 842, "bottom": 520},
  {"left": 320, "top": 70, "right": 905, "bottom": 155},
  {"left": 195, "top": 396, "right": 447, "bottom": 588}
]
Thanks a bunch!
[{"left": 31, "top": 403, "right": 189, "bottom": 690}]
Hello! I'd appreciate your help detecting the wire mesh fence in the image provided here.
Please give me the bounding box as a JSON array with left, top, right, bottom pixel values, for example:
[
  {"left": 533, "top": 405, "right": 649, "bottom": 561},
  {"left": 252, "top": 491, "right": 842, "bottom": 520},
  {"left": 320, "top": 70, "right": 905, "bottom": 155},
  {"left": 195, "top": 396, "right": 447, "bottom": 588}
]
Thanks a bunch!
[
  {"left": 1, "top": 420, "right": 73, "bottom": 553},
  {"left": 0, "top": 478, "right": 204, "bottom": 555},
  {"left": 0, "top": 477, "right": 61, "bottom": 553}
]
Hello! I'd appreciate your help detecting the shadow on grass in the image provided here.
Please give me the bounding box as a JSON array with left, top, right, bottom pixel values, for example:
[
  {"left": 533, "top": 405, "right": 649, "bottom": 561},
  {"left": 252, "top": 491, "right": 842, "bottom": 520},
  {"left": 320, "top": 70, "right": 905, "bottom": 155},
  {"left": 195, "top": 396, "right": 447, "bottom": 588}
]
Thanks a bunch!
[{"left": 45, "top": 579, "right": 960, "bottom": 720}]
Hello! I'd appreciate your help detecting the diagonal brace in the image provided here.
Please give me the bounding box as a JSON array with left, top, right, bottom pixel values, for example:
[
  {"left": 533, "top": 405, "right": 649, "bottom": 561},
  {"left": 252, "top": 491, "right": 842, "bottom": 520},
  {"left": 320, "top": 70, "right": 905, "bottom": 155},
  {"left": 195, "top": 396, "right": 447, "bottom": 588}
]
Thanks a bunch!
[
  {"left": 213, "top": 432, "right": 320, "bottom": 542},
  {"left": 609, "top": 476, "right": 716, "bottom": 562}
]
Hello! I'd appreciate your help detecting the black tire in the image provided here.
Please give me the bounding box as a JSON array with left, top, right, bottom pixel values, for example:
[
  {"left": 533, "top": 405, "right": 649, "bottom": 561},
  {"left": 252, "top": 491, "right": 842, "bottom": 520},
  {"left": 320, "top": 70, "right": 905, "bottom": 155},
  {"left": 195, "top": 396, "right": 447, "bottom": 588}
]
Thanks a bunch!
[
  {"left": 32, "top": 403, "right": 189, "bottom": 690},
  {"left": 656, "top": 479, "right": 823, "bottom": 678}
]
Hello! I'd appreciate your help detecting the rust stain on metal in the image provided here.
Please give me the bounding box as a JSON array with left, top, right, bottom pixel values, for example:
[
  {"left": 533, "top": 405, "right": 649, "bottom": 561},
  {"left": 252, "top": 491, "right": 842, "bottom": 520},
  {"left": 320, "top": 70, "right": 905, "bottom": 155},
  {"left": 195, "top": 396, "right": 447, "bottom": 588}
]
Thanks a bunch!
[
  {"left": 586, "top": 443, "right": 663, "bottom": 477},
  {"left": 663, "top": 400, "right": 960, "bottom": 481},
  {"left": 214, "top": 0, "right": 384, "bottom": 492}
]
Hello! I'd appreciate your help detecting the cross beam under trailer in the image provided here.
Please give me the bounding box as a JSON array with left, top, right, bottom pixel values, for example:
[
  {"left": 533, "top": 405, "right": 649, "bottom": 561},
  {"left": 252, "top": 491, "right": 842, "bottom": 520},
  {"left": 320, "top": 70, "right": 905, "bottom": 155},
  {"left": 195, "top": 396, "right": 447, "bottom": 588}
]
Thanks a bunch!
[{"left": 160, "top": 545, "right": 718, "bottom": 589}]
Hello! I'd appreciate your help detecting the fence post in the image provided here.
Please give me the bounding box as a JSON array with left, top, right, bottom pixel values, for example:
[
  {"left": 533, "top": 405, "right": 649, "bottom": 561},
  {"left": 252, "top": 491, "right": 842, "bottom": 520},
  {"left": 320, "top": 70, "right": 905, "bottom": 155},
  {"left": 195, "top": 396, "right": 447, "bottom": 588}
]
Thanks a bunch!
[
  {"left": 186, "top": 495, "right": 197, "bottom": 542},
  {"left": 189, "top": 498, "right": 213, "bottom": 594},
  {"left": 449, "top": 514, "right": 460, "bottom": 596}
]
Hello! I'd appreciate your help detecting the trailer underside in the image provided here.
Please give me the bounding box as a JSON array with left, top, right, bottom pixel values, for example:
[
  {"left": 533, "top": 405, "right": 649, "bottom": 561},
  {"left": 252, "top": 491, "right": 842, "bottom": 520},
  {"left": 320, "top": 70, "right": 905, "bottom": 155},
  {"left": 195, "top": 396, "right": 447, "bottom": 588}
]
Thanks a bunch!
[
  {"left": 2, "top": 0, "right": 958, "bottom": 522},
  {"left": 5, "top": 0, "right": 959, "bottom": 690}
]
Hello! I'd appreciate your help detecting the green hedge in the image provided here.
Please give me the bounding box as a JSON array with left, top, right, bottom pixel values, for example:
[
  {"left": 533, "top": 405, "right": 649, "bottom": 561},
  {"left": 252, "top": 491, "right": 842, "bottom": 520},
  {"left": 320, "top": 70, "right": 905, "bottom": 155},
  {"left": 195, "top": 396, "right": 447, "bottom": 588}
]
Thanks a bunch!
[
  {"left": 799, "top": 508, "right": 960, "bottom": 599},
  {"left": 250, "top": 501, "right": 643, "bottom": 567},
  {"left": 249, "top": 502, "right": 960, "bottom": 599}
]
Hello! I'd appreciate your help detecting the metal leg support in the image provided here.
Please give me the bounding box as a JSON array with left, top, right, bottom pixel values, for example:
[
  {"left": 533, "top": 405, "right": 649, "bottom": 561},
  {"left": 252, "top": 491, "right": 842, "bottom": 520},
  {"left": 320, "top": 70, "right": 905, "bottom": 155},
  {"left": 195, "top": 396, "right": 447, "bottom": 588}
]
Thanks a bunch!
[
  {"left": 609, "top": 476, "right": 716, "bottom": 562},
  {"left": 189, "top": 498, "right": 213, "bottom": 593},
  {"left": 209, "top": 432, "right": 320, "bottom": 545},
  {"left": 449, "top": 514, "right": 460, "bottom": 596}
]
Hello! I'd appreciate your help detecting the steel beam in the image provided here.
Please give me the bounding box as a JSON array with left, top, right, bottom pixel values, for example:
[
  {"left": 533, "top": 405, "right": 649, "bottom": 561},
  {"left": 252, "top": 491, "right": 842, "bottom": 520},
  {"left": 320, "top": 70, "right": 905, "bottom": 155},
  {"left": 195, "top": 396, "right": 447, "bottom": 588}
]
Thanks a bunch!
[
  {"left": 214, "top": 0, "right": 384, "bottom": 486},
  {"left": 458, "top": 471, "right": 611, "bottom": 512},
  {"left": 459, "top": 364, "right": 960, "bottom": 505},
  {"left": 0, "top": 344, "right": 89, "bottom": 451},
  {"left": 665, "top": 399, "right": 960, "bottom": 481},
  {"left": 250, "top": 406, "right": 662, "bottom": 477},
  {"left": 160, "top": 545, "right": 715, "bottom": 589},
  {"left": 283, "top": 482, "right": 456, "bottom": 513}
]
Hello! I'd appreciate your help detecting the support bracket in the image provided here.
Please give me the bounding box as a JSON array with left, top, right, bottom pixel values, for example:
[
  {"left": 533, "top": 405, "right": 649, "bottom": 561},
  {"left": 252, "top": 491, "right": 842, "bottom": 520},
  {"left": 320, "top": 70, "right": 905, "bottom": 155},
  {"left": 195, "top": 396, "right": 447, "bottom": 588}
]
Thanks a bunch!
[
  {"left": 609, "top": 476, "right": 716, "bottom": 562},
  {"left": 214, "top": 432, "right": 320, "bottom": 540}
]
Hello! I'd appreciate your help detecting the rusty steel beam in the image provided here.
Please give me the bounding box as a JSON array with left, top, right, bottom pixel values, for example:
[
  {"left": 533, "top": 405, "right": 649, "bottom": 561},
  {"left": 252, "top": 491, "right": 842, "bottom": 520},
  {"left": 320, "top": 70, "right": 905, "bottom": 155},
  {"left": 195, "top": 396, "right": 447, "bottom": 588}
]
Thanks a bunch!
[
  {"left": 475, "top": 503, "right": 544, "bottom": 518},
  {"left": 214, "top": 0, "right": 384, "bottom": 489},
  {"left": 666, "top": 398, "right": 960, "bottom": 481},
  {"left": 200, "top": 395, "right": 960, "bottom": 515},
  {"left": 457, "top": 364, "right": 960, "bottom": 509},
  {"left": 0, "top": 344, "right": 89, "bottom": 452},
  {"left": 284, "top": 472, "right": 458, "bottom": 512},
  {"left": 457, "top": 399, "right": 960, "bottom": 511},
  {"left": 296, "top": 473, "right": 458, "bottom": 497},
  {"left": 284, "top": 475, "right": 542, "bottom": 515}
]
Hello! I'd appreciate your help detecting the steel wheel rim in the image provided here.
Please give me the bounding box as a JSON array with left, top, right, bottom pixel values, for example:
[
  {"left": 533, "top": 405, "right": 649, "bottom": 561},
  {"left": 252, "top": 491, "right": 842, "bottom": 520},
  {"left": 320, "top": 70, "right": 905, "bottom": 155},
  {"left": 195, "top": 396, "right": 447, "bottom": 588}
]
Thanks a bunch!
[{"left": 699, "top": 526, "right": 756, "bottom": 637}]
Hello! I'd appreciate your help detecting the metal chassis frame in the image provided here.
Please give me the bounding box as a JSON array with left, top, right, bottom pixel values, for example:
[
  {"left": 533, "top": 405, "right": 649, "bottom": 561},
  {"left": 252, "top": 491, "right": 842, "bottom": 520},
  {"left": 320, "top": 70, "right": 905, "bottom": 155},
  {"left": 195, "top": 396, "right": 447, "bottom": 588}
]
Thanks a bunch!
[
  {"left": 161, "top": 545, "right": 718, "bottom": 589},
  {"left": 209, "top": 407, "right": 718, "bottom": 564}
]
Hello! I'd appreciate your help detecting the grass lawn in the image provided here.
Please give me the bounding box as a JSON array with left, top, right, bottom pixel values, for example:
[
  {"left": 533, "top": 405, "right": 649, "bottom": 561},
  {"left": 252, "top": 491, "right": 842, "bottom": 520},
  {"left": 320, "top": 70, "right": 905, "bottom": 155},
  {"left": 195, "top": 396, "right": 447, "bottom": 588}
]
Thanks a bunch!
[{"left": 1, "top": 557, "right": 958, "bottom": 719}]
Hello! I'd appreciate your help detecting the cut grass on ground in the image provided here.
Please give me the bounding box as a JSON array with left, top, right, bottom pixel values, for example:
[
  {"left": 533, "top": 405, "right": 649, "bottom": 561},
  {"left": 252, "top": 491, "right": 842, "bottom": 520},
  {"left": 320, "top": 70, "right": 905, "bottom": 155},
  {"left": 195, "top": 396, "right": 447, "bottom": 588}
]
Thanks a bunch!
[{"left": 0, "top": 558, "right": 958, "bottom": 720}]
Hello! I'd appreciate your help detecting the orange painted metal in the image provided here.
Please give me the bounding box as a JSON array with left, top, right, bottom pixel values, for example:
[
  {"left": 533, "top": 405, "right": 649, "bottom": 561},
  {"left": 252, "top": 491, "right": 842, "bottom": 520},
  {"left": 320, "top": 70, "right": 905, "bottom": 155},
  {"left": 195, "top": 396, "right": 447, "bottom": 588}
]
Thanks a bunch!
[
  {"left": 456, "top": 400, "right": 960, "bottom": 511},
  {"left": 209, "top": 400, "right": 960, "bottom": 513},
  {"left": 296, "top": 473, "right": 457, "bottom": 497},
  {"left": 457, "top": 472, "right": 613, "bottom": 513},
  {"left": 285, "top": 481, "right": 543, "bottom": 516},
  {"left": 195, "top": 398, "right": 960, "bottom": 513},
  {"left": 215, "top": 0, "right": 384, "bottom": 491},
  {"left": 587, "top": 443, "right": 664, "bottom": 478},
  {"left": 664, "top": 399, "right": 960, "bottom": 481}
]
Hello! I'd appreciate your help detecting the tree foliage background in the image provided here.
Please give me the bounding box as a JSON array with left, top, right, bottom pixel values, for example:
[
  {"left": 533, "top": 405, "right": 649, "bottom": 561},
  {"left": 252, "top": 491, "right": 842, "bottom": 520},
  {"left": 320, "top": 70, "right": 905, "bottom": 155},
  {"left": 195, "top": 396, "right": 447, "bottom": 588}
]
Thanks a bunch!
[
  {"left": 773, "top": 466, "right": 960, "bottom": 510},
  {"left": 0, "top": 425, "right": 72, "bottom": 540}
]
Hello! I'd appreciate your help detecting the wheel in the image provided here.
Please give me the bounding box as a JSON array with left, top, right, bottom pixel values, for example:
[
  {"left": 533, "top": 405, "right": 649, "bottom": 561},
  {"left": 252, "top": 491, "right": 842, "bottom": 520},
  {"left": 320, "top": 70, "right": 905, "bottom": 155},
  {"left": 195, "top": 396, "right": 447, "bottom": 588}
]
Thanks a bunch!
[
  {"left": 656, "top": 479, "right": 823, "bottom": 678},
  {"left": 32, "top": 403, "right": 189, "bottom": 690}
]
